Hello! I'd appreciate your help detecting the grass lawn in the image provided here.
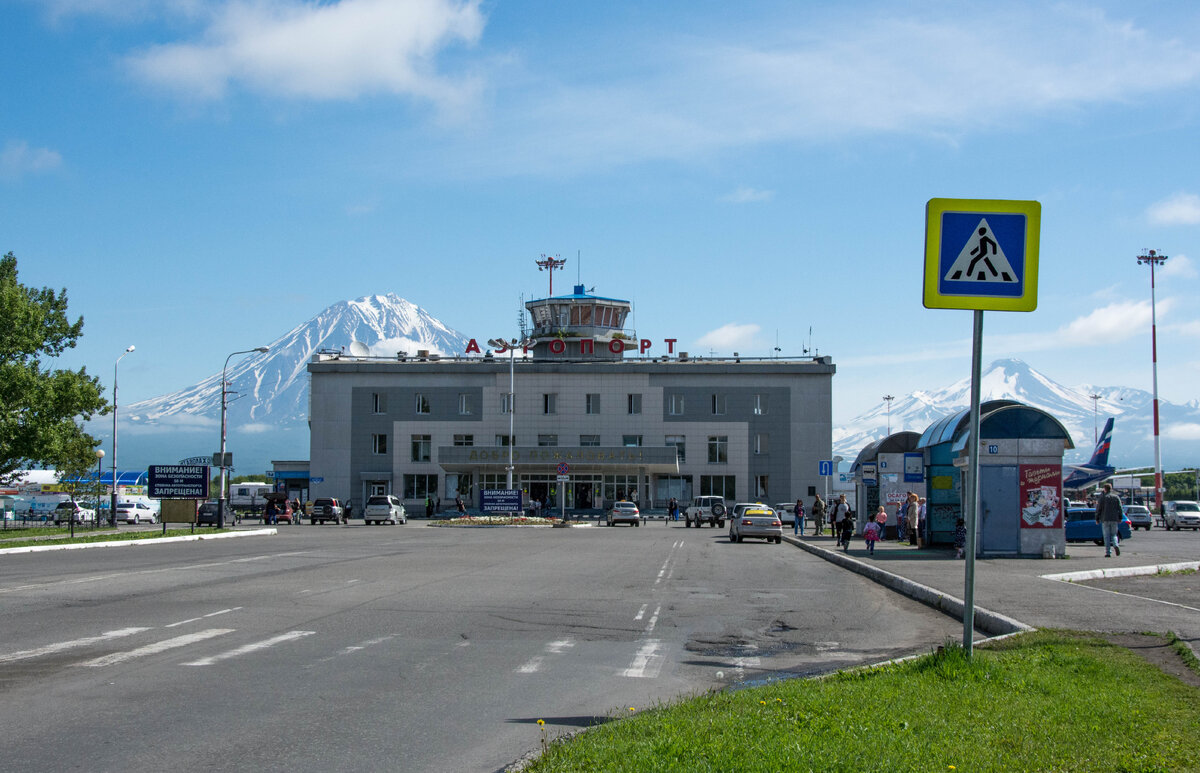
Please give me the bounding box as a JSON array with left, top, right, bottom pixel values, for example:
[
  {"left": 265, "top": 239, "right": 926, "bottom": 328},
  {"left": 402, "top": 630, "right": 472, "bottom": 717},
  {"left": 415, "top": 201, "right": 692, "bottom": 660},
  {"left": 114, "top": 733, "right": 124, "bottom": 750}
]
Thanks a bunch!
[
  {"left": 524, "top": 630, "right": 1200, "bottom": 772},
  {"left": 0, "top": 527, "right": 231, "bottom": 549}
]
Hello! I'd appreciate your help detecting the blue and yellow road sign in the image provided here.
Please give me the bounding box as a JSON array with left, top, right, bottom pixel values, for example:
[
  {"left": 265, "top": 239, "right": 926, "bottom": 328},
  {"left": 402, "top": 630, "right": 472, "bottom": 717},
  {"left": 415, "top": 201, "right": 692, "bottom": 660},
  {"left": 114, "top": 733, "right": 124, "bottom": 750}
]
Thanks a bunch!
[{"left": 924, "top": 198, "right": 1041, "bottom": 311}]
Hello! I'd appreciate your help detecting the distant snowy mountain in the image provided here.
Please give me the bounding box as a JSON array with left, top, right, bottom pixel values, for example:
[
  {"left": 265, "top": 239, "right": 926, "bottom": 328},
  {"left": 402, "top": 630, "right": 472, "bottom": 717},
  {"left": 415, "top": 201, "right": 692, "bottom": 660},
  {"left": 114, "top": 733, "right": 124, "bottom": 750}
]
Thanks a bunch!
[
  {"left": 109, "top": 294, "right": 471, "bottom": 474},
  {"left": 834, "top": 358, "right": 1200, "bottom": 469}
]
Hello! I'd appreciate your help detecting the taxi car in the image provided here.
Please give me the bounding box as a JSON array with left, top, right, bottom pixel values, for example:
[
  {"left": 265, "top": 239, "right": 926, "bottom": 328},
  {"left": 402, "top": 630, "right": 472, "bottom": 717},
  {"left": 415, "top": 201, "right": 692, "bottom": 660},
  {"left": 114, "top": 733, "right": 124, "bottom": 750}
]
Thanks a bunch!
[{"left": 729, "top": 507, "right": 783, "bottom": 544}]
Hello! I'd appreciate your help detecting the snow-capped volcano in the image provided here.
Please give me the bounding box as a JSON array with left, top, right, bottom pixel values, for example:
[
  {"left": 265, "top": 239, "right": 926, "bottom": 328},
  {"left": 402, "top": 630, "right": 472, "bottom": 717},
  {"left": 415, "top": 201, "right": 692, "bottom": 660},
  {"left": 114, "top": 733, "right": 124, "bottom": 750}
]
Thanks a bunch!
[
  {"left": 127, "top": 294, "right": 470, "bottom": 428},
  {"left": 834, "top": 358, "right": 1199, "bottom": 468}
]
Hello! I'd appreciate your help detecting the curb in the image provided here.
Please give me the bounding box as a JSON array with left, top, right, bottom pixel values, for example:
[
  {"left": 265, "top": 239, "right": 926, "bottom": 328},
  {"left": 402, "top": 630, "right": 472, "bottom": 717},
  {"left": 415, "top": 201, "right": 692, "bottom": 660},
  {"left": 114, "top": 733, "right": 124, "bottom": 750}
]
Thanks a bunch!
[
  {"left": 0, "top": 528, "right": 278, "bottom": 555},
  {"left": 1040, "top": 560, "right": 1200, "bottom": 583},
  {"left": 782, "top": 535, "right": 1032, "bottom": 636}
]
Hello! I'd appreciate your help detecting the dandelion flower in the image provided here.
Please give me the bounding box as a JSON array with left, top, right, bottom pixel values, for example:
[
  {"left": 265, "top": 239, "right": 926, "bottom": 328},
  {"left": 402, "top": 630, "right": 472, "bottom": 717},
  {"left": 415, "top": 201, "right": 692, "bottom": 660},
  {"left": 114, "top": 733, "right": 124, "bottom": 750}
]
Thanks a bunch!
[
  {"left": 629, "top": 707, "right": 636, "bottom": 712},
  {"left": 537, "top": 719, "right": 545, "bottom": 726},
  {"left": 760, "top": 700, "right": 767, "bottom": 705}
]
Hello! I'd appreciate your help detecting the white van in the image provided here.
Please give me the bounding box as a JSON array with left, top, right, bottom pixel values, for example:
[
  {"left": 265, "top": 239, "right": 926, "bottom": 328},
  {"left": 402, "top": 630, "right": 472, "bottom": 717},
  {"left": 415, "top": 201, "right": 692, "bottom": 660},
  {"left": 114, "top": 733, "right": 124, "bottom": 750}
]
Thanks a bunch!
[{"left": 1164, "top": 501, "right": 1200, "bottom": 531}]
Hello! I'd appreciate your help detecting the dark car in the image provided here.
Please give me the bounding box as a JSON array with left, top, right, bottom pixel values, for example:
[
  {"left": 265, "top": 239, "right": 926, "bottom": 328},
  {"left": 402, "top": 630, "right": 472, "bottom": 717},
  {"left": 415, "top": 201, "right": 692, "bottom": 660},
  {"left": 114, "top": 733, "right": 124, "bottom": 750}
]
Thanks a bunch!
[
  {"left": 1064, "top": 507, "right": 1131, "bottom": 545},
  {"left": 196, "top": 501, "right": 221, "bottom": 526}
]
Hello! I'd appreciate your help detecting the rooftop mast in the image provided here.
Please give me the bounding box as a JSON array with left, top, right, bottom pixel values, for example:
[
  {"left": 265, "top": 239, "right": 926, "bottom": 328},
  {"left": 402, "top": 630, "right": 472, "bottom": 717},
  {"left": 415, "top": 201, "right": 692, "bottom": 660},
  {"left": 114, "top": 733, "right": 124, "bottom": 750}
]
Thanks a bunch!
[{"left": 535, "top": 254, "right": 566, "bottom": 297}]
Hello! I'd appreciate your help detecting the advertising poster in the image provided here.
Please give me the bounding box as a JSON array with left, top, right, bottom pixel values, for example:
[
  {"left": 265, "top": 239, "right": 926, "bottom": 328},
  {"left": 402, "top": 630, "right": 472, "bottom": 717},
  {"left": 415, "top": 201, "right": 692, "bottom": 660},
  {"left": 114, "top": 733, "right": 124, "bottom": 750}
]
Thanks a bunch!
[{"left": 1019, "top": 464, "right": 1062, "bottom": 529}]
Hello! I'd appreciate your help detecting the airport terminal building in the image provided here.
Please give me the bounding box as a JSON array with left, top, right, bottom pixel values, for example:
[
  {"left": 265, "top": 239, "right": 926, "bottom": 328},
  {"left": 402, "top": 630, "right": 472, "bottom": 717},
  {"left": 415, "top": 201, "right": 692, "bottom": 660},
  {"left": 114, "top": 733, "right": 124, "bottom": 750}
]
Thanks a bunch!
[{"left": 307, "top": 284, "right": 834, "bottom": 514}]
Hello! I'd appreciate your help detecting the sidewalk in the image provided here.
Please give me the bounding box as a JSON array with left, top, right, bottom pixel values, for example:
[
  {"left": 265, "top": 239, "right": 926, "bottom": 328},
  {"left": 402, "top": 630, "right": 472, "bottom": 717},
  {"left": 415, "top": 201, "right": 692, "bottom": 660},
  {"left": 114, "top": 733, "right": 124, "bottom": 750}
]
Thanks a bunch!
[{"left": 784, "top": 532, "right": 1200, "bottom": 645}]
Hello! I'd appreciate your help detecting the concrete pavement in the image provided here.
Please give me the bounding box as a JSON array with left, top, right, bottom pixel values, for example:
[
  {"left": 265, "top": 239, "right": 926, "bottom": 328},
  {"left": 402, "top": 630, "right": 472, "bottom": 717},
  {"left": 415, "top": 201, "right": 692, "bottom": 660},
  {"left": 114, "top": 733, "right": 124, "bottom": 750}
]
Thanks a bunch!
[{"left": 784, "top": 529, "right": 1200, "bottom": 650}]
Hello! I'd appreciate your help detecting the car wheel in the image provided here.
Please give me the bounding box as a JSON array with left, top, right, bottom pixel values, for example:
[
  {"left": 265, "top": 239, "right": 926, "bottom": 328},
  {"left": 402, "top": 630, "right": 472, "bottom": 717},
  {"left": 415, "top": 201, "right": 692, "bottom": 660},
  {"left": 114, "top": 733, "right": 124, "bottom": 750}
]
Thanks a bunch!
[
  {"left": 717, "top": 520, "right": 724, "bottom": 528},
  {"left": 736, "top": 534, "right": 744, "bottom": 543},
  {"left": 1093, "top": 539, "right": 1103, "bottom": 546},
  {"left": 776, "top": 537, "right": 783, "bottom": 544},
  {"left": 729, "top": 531, "right": 736, "bottom": 542},
  {"left": 711, "top": 503, "right": 726, "bottom": 517},
  {"left": 634, "top": 521, "right": 640, "bottom": 527},
  {"left": 685, "top": 518, "right": 692, "bottom": 528}
]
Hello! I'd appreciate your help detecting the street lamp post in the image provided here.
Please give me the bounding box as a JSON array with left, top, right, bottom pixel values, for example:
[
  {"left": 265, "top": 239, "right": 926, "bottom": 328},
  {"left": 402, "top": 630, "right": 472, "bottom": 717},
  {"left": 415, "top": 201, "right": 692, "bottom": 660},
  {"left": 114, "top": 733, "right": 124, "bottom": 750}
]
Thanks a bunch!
[
  {"left": 218, "top": 347, "right": 269, "bottom": 529},
  {"left": 1137, "top": 249, "right": 1168, "bottom": 515},
  {"left": 95, "top": 449, "right": 105, "bottom": 530},
  {"left": 882, "top": 395, "right": 895, "bottom": 436},
  {"left": 112, "top": 345, "right": 135, "bottom": 527},
  {"left": 1088, "top": 393, "right": 1102, "bottom": 444},
  {"left": 487, "top": 337, "right": 536, "bottom": 514}
]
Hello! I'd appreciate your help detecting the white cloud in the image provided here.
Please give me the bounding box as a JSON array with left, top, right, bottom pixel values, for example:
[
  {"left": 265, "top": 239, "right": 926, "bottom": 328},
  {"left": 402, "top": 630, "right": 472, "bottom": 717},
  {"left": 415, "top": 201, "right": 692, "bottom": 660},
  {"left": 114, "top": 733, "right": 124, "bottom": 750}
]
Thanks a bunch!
[
  {"left": 1164, "top": 422, "right": 1200, "bottom": 441},
  {"left": 1160, "top": 254, "right": 1198, "bottom": 279},
  {"left": 126, "top": 0, "right": 485, "bottom": 108},
  {"left": 1147, "top": 193, "right": 1200, "bottom": 225},
  {"left": 696, "top": 323, "right": 761, "bottom": 352},
  {"left": 722, "top": 186, "right": 774, "bottom": 204},
  {"left": 1, "top": 140, "right": 63, "bottom": 179},
  {"left": 239, "top": 423, "right": 273, "bottom": 434}
]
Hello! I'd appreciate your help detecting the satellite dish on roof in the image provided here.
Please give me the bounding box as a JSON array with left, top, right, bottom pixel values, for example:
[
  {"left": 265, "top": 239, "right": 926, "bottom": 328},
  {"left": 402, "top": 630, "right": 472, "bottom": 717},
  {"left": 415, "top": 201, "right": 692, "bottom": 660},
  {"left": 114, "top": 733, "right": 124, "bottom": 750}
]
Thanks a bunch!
[{"left": 348, "top": 340, "right": 371, "bottom": 357}]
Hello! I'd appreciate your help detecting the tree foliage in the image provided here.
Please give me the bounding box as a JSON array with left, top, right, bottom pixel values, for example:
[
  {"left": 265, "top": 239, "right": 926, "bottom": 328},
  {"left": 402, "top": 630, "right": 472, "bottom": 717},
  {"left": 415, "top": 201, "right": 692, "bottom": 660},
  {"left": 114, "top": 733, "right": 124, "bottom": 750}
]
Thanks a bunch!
[{"left": 0, "top": 252, "right": 109, "bottom": 484}]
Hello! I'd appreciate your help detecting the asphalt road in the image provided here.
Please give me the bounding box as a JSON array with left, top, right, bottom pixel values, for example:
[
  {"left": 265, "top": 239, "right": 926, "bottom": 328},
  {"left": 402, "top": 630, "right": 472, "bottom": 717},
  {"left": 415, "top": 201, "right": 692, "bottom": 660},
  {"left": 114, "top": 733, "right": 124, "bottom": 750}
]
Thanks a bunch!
[{"left": 1, "top": 522, "right": 965, "bottom": 773}]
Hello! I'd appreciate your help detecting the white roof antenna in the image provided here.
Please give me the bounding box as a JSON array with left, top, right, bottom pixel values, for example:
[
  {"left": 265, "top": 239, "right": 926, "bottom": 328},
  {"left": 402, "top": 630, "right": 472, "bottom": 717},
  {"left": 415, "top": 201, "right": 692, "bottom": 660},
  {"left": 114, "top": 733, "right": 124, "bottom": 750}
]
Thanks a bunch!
[{"left": 348, "top": 341, "right": 370, "bottom": 357}]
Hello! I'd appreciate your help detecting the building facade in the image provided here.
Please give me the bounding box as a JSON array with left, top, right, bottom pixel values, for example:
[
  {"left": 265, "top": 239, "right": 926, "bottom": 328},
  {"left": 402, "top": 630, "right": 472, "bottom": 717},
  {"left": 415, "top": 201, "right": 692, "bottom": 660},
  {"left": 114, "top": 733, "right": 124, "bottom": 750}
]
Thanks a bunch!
[{"left": 307, "top": 285, "right": 834, "bottom": 513}]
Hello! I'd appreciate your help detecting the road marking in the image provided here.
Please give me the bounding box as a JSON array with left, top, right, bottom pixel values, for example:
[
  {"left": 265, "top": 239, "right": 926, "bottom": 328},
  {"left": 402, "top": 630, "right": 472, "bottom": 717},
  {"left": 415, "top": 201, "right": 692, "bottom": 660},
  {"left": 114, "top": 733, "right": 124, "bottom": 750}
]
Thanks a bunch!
[
  {"left": 516, "top": 638, "right": 576, "bottom": 673},
  {"left": 80, "top": 629, "right": 234, "bottom": 667},
  {"left": 1046, "top": 581, "right": 1200, "bottom": 614},
  {"left": 516, "top": 656, "right": 544, "bottom": 674},
  {"left": 165, "top": 607, "right": 243, "bottom": 628},
  {"left": 620, "top": 640, "right": 664, "bottom": 678},
  {"left": 181, "top": 631, "right": 315, "bottom": 666},
  {"left": 644, "top": 605, "right": 661, "bottom": 634},
  {"left": 0, "top": 628, "right": 150, "bottom": 664},
  {"left": 634, "top": 603, "right": 648, "bottom": 621}
]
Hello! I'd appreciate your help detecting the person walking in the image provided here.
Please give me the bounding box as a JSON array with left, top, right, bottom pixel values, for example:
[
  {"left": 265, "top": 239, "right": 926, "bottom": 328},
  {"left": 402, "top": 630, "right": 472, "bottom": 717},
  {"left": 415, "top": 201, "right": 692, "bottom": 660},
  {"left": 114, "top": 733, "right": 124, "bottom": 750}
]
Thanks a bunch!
[
  {"left": 1095, "top": 482, "right": 1123, "bottom": 557},
  {"left": 953, "top": 517, "right": 967, "bottom": 559},
  {"left": 810, "top": 494, "right": 826, "bottom": 536},
  {"left": 832, "top": 494, "right": 851, "bottom": 546},
  {"left": 863, "top": 515, "right": 882, "bottom": 555},
  {"left": 839, "top": 509, "right": 855, "bottom": 551}
]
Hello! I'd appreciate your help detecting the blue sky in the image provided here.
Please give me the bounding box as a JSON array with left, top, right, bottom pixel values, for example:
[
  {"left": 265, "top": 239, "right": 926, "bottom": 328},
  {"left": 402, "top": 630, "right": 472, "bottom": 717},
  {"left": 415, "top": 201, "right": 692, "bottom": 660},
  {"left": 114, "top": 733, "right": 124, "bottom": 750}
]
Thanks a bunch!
[{"left": 3, "top": 0, "right": 1199, "bottom": 431}]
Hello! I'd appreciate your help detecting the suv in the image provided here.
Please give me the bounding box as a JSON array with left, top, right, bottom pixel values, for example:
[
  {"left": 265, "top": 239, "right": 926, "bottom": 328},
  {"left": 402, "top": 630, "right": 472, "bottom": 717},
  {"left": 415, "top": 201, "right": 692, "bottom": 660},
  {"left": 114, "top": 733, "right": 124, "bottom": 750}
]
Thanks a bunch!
[
  {"left": 53, "top": 500, "right": 96, "bottom": 525},
  {"left": 363, "top": 495, "right": 406, "bottom": 525},
  {"left": 310, "top": 497, "right": 346, "bottom": 525},
  {"left": 1164, "top": 501, "right": 1200, "bottom": 531},
  {"left": 684, "top": 496, "right": 726, "bottom": 528}
]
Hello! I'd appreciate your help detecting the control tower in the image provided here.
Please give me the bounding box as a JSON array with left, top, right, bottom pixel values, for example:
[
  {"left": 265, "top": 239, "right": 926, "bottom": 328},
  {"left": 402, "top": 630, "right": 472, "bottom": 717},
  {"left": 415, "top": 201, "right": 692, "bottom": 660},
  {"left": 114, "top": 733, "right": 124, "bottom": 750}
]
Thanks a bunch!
[{"left": 525, "top": 285, "right": 635, "bottom": 361}]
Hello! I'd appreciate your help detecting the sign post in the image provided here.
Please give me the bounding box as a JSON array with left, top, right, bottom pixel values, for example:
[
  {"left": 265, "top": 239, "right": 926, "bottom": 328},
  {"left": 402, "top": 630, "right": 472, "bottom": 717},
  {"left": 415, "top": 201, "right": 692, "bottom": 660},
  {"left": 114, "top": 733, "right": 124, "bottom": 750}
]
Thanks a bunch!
[{"left": 924, "top": 197, "right": 1041, "bottom": 657}]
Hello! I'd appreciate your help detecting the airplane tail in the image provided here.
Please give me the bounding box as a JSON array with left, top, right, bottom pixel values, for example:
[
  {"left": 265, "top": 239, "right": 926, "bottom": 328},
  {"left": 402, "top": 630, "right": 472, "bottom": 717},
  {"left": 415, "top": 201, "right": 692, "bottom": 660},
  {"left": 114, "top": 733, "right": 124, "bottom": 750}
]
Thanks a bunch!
[{"left": 1087, "top": 418, "right": 1114, "bottom": 467}]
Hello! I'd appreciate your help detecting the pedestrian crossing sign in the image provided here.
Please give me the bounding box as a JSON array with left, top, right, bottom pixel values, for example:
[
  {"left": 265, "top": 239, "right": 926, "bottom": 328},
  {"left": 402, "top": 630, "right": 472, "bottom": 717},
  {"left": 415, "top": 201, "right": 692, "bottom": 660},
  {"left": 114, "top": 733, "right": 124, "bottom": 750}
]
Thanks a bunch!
[{"left": 924, "top": 198, "right": 1040, "bottom": 311}]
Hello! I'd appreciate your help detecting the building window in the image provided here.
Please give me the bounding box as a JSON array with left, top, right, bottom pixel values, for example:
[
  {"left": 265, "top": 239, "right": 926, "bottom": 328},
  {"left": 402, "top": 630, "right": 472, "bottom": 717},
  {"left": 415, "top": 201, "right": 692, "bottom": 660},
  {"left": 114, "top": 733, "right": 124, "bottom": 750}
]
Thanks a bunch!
[
  {"left": 371, "top": 434, "right": 388, "bottom": 455},
  {"left": 543, "top": 393, "right": 557, "bottom": 414},
  {"left": 707, "top": 435, "right": 728, "bottom": 464},
  {"left": 627, "top": 393, "right": 642, "bottom": 415},
  {"left": 415, "top": 393, "right": 431, "bottom": 414},
  {"left": 668, "top": 393, "right": 685, "bottom": 416},
  {"left": 622, "top": 435, "right": 643, "bottom": 447},
  {"left": 453, "top": 434, "right": 474, "bottom": 446},
  {"left": 371, "top": 393, "right": 387, "bottom": 414},
  {"left": 411, "top": 434, "right": 431, "bottom": 462},
  {"left": 755, "top": 475, "right": 769, "bottom": 499},
  {"left": 458, "top": 393, "right": 473, "bottom": 415},
  {"left": 711, "top": 394, "right": 726, "bottom": 415},
  {"left": 538, "top": 434, "right": 558, "bottom": 446},
  {"left": 666, "top": 435, "right": 686, "bottom": 463},
  {"left": 753, "top": 394, "right": 768, "bottom": 415},
  {"left": 754, "top": 433, "right": 769, "bottom": 455},
  {"left": 700, "top": 475, "right": 736, "bottom": 500},
  {"left": 500, "top": 393, "right": 513, "bottom": 414},
  {"left": 496, "top": 434, "right": 515, "bottom": 447},
  {"left": 586, "top": 394, "right": 601, "bottom": 414},
  {"left": 580, "top": 434, "right": 601, "bottom": 447},
  {"left": 403, "top": 474, "right": 438, "bottom": 500}
]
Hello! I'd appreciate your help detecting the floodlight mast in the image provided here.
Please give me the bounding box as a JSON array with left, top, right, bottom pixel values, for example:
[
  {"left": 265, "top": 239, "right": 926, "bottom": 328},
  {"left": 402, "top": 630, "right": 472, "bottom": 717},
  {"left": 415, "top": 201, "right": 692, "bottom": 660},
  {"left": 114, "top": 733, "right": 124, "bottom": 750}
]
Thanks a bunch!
[
  {"left": 1136, "top": 249, "right": 1168, "bottom": 515},
  {"left": 218, "top": 347, "right": 269, "bottom": 529},
  {"left": 486, "top": 337, "right": 537, "bottom": 503}
]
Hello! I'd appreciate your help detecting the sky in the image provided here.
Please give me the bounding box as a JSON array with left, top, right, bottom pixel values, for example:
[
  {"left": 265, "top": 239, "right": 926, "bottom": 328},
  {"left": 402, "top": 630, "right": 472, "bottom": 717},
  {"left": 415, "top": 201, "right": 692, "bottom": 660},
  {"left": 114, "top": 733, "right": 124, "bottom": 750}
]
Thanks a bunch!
[{"left": 4, "top": 0, "right": 1199, "bottom": 430}]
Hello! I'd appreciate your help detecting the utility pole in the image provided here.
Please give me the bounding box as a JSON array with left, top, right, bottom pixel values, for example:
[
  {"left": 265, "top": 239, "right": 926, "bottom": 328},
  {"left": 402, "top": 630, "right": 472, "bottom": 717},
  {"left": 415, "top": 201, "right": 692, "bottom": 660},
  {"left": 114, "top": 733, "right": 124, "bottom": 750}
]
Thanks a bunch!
[
  {"left": 1136, "top": 249, "right": 1168, "bottom": 515},
  {"left": 883, "top": 395, "right": 895, "bottom": 436}
]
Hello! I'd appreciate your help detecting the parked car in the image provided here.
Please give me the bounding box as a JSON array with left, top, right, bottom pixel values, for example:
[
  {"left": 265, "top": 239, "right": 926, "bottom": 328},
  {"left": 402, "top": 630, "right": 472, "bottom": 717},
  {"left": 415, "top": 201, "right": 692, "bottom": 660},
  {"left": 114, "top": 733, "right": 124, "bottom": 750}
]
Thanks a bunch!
[
  {"left": 1122, "top": 504, "right": 1153, "bottom": 531},
  {"left": 606, "top": 501, "right": 641, "bottom": 526},
  {"left": 52, "top": 500, "right": 95, "bottom": 525},
  {"left": 729, "top": 507, "right": 783, "bottom": 544},
  {"left": 1064, "top": 507, "right": 1131, "bottom": 545},
  {"left": 310, "top": 497, "right": 345, "bottom": 525},
  {"left": 196, "top": 501, "right": 240, "bottom": 526},
  {"left": 262, "top": 493, "right": 296, "bottom": 524},
  {"left": 1164, "top": 501, "right": 1200, "bottom": 531},
  {"left": 115, "top": 501, "right": 158, "bottom": 524},
  {"left": 683, "top": 496, "right": 726, "bottom": 528},
  {"left": 363, "top": 495, "right": 407, "bottom": 525},
  {"left": 773, "top": 502, "right": 798, "bottom": 526}
]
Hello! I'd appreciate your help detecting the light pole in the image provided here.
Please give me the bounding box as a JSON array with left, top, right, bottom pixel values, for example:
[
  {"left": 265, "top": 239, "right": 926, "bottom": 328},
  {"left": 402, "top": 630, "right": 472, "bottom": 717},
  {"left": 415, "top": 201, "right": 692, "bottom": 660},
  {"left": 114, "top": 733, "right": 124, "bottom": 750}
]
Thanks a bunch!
[
  {"left": 94, "top": 449, "right": 105, "bottom": 530},
  {"left": 1137, "top": 249, "right": 1168, "bottom": 515},
  {"left": 112, "top": 345, "right": 135, "bottom": 527},
  {"left": 487, "top": 337, "right": 537, "bottom": 512},
  {"left": 218, "top": 347, "right": 269, "bottom": 529},
  {"left": 882, "top": 395, "right": 895, "bottom": 436},
  {"left": 1088, "top": 393, "right": 1101, "bottom": 444}
]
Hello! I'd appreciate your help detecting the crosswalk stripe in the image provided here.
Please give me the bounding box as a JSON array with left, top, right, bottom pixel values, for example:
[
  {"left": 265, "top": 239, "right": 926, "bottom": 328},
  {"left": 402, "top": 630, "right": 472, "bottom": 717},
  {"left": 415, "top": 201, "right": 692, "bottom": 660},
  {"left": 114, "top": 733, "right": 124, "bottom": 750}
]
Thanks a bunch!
[
  {"left": 0, "top": 628, "right": 151, "bottom": 664},
  {"left": 181, "top": 630, "right": 315, "bottom": 666},
  {"left": 79, "top": 629, "right": 234, "bottom": 667}
]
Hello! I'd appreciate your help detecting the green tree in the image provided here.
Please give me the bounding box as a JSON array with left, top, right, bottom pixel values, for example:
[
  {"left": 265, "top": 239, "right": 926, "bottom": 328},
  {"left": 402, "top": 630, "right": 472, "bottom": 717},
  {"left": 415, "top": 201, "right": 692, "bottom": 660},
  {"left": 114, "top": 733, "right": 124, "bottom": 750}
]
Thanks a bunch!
[{"left": 0, "top": 252, "right": 109, "bottom": 484}]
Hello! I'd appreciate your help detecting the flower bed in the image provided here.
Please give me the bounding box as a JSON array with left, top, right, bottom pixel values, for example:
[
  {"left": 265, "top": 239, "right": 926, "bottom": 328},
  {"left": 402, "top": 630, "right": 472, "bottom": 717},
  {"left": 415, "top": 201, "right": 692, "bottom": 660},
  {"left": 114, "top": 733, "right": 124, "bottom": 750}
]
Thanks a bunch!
[{"left": 427, "top": 515, "right": 559, "bottom": 527}]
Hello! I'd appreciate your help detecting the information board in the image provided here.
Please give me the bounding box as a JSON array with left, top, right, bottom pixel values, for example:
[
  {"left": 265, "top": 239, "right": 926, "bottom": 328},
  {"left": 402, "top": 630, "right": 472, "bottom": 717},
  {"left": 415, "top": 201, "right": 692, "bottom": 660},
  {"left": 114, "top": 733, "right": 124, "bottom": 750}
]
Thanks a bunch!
[
  {"left": 148, "top": 465, "right": 210, "bottom": 499},
  {"left": 479, "top": 489, "right": 523, "bottom": 513}
]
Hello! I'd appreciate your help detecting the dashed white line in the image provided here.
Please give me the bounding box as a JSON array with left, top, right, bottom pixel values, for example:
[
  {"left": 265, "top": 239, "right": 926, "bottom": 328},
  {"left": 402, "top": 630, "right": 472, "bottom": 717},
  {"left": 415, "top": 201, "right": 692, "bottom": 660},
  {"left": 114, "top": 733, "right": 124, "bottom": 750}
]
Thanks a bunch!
[
  {"left": 81, "top": 629, "right": 234, "bottom": 668},
  {"left": 0, "top": 628, "right": 150, "bottom": 664},
  {"left": 182, "top": 630, "right": 315, "bottom": 667},
  {"left": 515, "top": 638, "right": 576, "bottom": 673},
  {"left": 516, "top": 656, "right": 544, "bottom": 674},
  {"left": 634, "top": 603, "right": 648, "bottom": 621},
  {"left": 644, "top": 605, "right": 662, "bottom": 634},
  {"left": 165, "top": 607, "right": 243, "bottom": 628},
  {"left": 621, "top": 640, "right": 664, "bottom": 678}
]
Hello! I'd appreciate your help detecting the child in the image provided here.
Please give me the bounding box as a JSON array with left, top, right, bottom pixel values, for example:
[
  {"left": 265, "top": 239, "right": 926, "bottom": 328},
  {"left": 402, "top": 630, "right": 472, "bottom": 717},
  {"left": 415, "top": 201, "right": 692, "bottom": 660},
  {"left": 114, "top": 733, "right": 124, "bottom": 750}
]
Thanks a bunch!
[
  {"left": 863, "top": 518, "right": 881, "bottom": 555},
  {"left": 840, "top": 514, "right": 855, "bottom": 552},
  {"left": 954, "top": 517, "right": 967, "bottom": 559}
]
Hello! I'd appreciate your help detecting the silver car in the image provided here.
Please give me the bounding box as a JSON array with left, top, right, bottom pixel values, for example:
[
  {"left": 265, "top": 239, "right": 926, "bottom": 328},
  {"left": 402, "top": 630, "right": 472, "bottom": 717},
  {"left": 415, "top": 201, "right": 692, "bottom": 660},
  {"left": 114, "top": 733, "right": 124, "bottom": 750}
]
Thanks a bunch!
[
  {"left": 1122, "top": 504, "right": 1153, "bottom": 531},
  {"left": 115, "top": 501, "right": 158, "bottom": 524},
  {"left": 606, "top": 501, "right": 641, "bottom": 527},
  {"left": 729, "top": 507, "right": 783, "bottom": 544},
  {"left": 1165, "top": 501, "right": 1200, "bottom": 531}
]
